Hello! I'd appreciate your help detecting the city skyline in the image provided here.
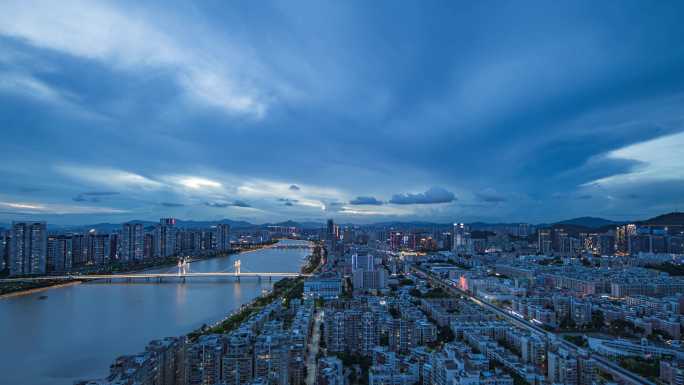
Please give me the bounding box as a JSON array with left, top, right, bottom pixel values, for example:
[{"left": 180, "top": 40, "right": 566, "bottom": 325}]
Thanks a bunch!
[{"left": 1, "top": 1, "right": 684, "bottom": 224}]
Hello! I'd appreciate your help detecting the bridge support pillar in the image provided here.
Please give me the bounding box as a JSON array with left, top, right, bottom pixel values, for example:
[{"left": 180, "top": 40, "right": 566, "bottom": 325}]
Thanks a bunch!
[{"left": 269, "top": 276, "right": 272, "bottom": 282}]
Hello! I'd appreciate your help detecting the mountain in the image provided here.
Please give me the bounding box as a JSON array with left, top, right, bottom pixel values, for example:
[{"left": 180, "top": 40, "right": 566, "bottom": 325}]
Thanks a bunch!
[
  {"left": 265, "top": 220, "right": 325, "bottom": 229},
  {"left": 364, "top": 221, "right": 450, "bottom": 229},
  {"left": 553, "top": 216, "right": 623, "bottom": 229},
  {"left": 639, "top": 212, "right": 684, "bottom": 226}
]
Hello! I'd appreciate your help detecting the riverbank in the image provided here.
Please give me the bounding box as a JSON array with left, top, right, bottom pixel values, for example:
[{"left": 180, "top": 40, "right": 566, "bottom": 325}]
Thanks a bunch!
[
  {"left": 0, "top": 281, "right": 82, "bottom": 299},
  {"left": 0, "top": 241, "right": 279, "bottom": 298}
]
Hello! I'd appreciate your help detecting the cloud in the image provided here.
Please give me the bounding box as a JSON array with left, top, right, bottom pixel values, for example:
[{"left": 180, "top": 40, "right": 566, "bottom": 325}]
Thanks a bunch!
[
  {"left": 0, "top": 200, "right": 126, "bottom": 214},
  {"left": 389, "top": 187, "right": 456, "bottom": 205},
  {"left": 475, "top": 188, "right": 506, "bottom": 203},
  {"left": 289, "top": 184, "right": 300, "bottom": 191},
  {"left": 349, "top": 196, "right": 383, "bottom": 205},
  {"left": 585, "top": 131, "right": 684, "bottom": 187},
  {"left": 167, "top": 176, "right": 222, "bottom": 190},
  {"left": 72, "top": 191, "right": 120, "bottom": 202},
  {"left": 278, "top": 198, "right": 299, "bottom": 206},
  {"left": 0, "top": 0, "right": 268, "bottom": 117},
  {"left": 161, "top": 202, "right": 185, "bottom": 207},
  {"left": 205, "top": 201, "right": 229, "bottom": 208},
  {"left": 204, "top": 200, "right": 251, "bottom": 208},
  {"left": 56, "top": 165, "right": 162, "bottom": 190}
]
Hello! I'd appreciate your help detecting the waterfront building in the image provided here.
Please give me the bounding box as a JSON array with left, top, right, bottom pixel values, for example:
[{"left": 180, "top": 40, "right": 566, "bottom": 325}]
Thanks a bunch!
[
  {"left": 155, "top": 218, "right": 178, "bottom": 258},
  {"left": 47, "top": 235, "right": 73, "bottom": 272},
  {"left": 88, "top": 231, "right": 110, "bottom": 265},
  {"left": 0, "top": 229, "right": 9, "bottom": 272},
  {"left": 216, "top": 223, "right": 231, "bottom": 252},
  {"left": 121, "top": 222, "right": 144, "bottom": 262},
  {"left": 9, "top": 221, "right": 47, "bottom": 276}
]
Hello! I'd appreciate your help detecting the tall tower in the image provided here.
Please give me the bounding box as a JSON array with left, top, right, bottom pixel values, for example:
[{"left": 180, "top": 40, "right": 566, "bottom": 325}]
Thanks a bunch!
[
  {"left": 121, "top": 222, "right": 144, "bottom": 262},
  {"left": 155, "top": 218, "right": 177, "bottom": 258},
  {"left": 452, "top": 223, "right": 465, "bottom": 251},
  {"left": 216, "top": 224, "right": 231, "bottom": 252},
  {"left": 326, "top": 219, "right": 335, "bottom": 241},
  {"left": 10, "top": 221, "right": 47, "bottom": 276}
]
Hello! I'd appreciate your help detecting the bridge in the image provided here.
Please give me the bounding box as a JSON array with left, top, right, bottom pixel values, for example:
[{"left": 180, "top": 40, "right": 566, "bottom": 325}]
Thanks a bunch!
[
  {"left": 0, "top": 259, "right": 311, "bottom": 284},
  {"left": 264, "top": 243, "right": 313, "bottom": 249}
]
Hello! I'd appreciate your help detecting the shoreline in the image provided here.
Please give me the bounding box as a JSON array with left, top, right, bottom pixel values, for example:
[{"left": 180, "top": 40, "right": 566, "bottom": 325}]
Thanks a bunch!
[
  {"left": 0, "top": 281, "right": 82, "bottom": 299},
  {"left": 0, "top": 241, "right": 283, "bottom": 299}
]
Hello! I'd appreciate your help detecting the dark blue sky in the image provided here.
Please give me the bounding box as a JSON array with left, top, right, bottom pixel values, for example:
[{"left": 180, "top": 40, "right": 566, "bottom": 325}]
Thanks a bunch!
[{"left": 0, "top": 0, "right": 683, "bottom": 224}]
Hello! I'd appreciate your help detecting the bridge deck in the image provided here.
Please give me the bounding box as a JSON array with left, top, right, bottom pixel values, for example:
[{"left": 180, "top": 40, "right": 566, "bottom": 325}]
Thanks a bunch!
[{"left": 0, "top": 272, "right": 311, "bottom": 283}]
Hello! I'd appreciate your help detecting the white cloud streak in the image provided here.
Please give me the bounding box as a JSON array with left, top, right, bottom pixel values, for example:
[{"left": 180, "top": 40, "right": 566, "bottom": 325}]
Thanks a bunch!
[
  {"left": 0, "top": 0, "right": 268, "bottom": 117},
  {"left": 587, "top": 131, "right": 684, "bottom": 186}
]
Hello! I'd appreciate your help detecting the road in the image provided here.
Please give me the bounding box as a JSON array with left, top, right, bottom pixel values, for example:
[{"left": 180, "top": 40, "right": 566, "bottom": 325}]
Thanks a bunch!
[
  {"left": 412, "top": 266, "right": 655, "bottom": 385},
  {"left": 305, "top": 309, "right": 323, "bottom": 385}
]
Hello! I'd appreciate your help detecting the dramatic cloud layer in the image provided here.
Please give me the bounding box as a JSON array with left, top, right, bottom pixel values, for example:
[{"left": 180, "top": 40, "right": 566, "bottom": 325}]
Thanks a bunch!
[
  {"left": 390, "top": 188, "right": 456, "bottom": 205},
  {"left": 1, "top": 0, "right": 683, "bottom": 224},
  {"left": 350, "top": 196, "right": 383, "bottom": 205}
]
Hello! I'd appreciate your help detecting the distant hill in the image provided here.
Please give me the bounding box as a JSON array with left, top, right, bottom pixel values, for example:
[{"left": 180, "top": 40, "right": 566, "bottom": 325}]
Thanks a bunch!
[
  {"left": 639, "top": 212, "right": 684, "bottom": 226},
  {"left": 553, "top": 216, "right": 623, "bottom": 229},
  {"left": 367, "top": 221, "right": 450, "bottom": 229},
  {"left": 9, "top": 211, "right": 684, "bottom": 234},
  {"left": 265, "top": 220, "right": 325, "bottom": 229}
]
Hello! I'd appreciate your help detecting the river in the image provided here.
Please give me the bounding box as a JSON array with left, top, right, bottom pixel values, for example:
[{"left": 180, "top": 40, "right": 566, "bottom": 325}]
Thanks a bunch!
[{"left": 0, "top": 239, "right": 309, "bottom": 385}]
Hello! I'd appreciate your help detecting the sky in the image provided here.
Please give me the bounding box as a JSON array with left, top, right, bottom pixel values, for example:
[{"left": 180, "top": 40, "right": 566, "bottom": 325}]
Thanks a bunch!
[{"left": 0, "top": 0, "right": 683, "bottom": 225}]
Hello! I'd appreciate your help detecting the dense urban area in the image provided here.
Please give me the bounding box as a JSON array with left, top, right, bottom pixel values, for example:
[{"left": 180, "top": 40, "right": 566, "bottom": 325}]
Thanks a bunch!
[{"left": 3, "top": 212, "right": 684, "bottom": 385}]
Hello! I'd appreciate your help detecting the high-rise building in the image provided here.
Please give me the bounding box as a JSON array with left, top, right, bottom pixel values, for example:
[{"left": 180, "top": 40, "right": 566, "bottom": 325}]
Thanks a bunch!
[
  {"left": 452, "top": 223, "right": 470, "bottom": 253},
  {"left": 216, "top": 224, "right": 231, "bottom": 252},
  {"left": 47, "top": 235, "right": 73, "bottom": 272},
  {"left": 538, "top": 229, "right": 551, "bottom": 254},
  {"left": 155, "top": 218, "right": 177, "bottom": 258},
  {"left": 87, "top": 231, "right": 110, "bottom": 265},
  {"left": 109, "top": 233, "right": 120, "bottom": 261},
  {"left": 222, "top": 332, "right": 253, "bottom": 385},
  {"left": 548, "top": 348, "right": 578, "bottom": 385},
  {"left": 0, "top": 229, "right": 9, "bottom": 272},
  {"left": 10, "top": 221, "right": 47, "bottom": 276},
  {"left": 185, "top": 335, "right": 223, "bottom": 385},
  {"left": 326, "top": 219, "right": 335, "bottom": 241},
  {"left": 71, "top": 234, "right": 87, "bottom": 266},
  {"left": 254, "top": 333, "right": 289, "bottom": 384},
  {"left": 121, "top": 222, "right": 144, "bottom": 262}
]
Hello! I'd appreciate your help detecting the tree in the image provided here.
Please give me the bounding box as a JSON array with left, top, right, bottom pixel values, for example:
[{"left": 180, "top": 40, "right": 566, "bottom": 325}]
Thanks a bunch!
[
  {"left": 438, "top": 326, "right": 455, "bottom": 343},
  {"left": 591, "top": 311, "right": 605, "bottom": 329}
]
